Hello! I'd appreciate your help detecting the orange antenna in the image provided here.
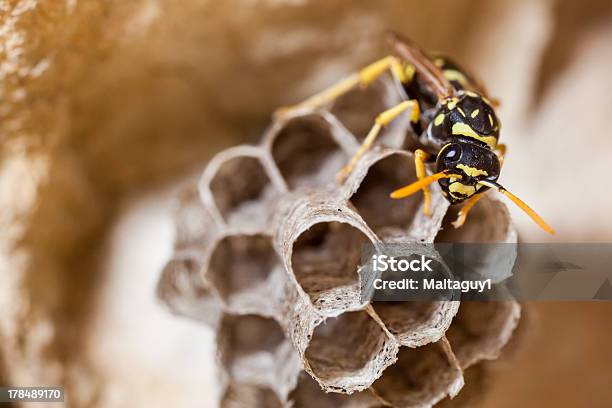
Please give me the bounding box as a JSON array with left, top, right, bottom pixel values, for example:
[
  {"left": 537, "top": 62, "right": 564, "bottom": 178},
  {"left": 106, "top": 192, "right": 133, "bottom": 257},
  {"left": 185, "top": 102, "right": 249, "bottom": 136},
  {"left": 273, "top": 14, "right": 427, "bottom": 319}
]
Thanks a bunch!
[
  {"left": 390, "top": 172, "right": 459, "bottom": 199},
  {"left": 479, "top": 180, "right": 555, "bottom": 235}
]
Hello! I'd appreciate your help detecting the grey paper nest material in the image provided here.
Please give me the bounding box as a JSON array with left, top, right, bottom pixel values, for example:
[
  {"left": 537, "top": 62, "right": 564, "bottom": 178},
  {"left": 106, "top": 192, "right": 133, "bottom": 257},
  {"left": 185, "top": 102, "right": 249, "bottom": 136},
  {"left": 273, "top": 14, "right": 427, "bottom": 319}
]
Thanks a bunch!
[{"left": 156, "top": 75, "right": 522, "bottom": 407}]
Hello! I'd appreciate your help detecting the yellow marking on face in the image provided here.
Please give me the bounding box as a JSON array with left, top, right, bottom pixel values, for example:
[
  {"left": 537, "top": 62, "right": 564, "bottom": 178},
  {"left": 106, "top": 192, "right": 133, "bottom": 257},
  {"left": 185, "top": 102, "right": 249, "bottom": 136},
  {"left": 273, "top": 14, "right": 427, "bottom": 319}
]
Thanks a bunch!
[
  {"left": 452, "top": 122, "right": 497, "bottom": 148},
  {"left": 443, "top": 69, "right": 469, "bottom": 87},
  {"left": 457, "top": 107, "right": 466, "bottom": 117},
  {"left": 465, "top": 91, "right": 479, "bottom": 98},
  {"left": 434, "top": 58, "right": 445, "bottom": 68},
  {"left": 488, "top": 114, "right": 494, "bottom": 126},
  {"left": 446, "top": 98, "right": 458, "bottom": 110},
  {"left": 434, "top": 113, "right": 445, "bottom": 126},
  {"left": 449, "top": 182, "right": 476, "bottom": 196},
  {"left": 471, "top": 109, "right": 480, "bottom": 118},
  {"left": 457, "top": 164, "right": 488, "bottom": 177}
]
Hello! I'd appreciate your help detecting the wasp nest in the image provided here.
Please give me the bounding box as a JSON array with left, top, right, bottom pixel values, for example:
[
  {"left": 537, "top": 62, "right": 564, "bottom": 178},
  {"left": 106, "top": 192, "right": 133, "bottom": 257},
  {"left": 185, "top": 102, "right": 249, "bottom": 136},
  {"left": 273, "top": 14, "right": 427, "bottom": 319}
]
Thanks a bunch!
[{"left": 157, "top": 75, "right": 521, "bottom": 407}]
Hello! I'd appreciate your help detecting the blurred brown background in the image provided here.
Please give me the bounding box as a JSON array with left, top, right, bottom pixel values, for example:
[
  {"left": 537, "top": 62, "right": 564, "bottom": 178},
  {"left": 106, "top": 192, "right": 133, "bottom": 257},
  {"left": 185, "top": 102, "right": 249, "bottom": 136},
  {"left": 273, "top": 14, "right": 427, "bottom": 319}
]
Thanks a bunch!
[{"left": 1, "top": 0, "right": 612, "bottom": 406}]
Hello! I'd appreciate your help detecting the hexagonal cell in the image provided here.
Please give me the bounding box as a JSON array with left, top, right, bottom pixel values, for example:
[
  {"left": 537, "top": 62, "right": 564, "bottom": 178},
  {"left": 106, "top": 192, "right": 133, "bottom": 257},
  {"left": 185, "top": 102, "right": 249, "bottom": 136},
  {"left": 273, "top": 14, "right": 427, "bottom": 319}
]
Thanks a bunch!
[
  {"left": 218, "top": 314, "right": 302, "bottom": 404},
  {"left": 371, "top": 340, "right": 463, "bottom": 407},
  {"left": 208, "top": 234, "right": 285, "bottom": 316},
  {"left": 219, "top": 314, "right": 286, "bottom": 375},
  {"left": 304, "top": 310, "right": 395, "bottom": 392},
  {"left": 289, "top": 373, "right": 381, "bottom": 408},
  {"left": 269, "top": 114, "right": 350, "bottom": 189},
  {"left": 221, "top": 383, "right": 283, "bottom": 408},
  {"left": 435, "top": 196, "right": 517, "bottom": 284},
  {"left": 173, "top": 185, "right": 216, "bottom": 248},
  {"left": 371, "top": 301, "right": 457, "bottom": 347},
  {"left": 208, "top": 153, "right": 281, "bottom": 227},
  {"left": 436, "top": 195, "right": 514, "bottom": 243},
  {"left": 291, "top": 221, "right": 369, "bottom": 311},
  {"left": 445, "top": 300, "right": 521, "bottom": 368},
  {"left": 330, "top": 77, "right": 408, "bottom": 148},
  {"left": 156, "top": 253, "right": 220, "bottom": 326},
  {"left": 349, "top": 153, "right": 421, "bottom": 232},
  {"left": 436, "top": 364, "right": 490, "bottom": 408}
]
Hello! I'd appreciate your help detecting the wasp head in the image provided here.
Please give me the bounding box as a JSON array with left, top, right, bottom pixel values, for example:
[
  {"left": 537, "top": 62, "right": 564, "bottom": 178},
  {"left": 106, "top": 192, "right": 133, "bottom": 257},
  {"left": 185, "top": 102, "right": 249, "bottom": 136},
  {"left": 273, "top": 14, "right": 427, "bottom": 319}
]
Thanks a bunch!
[{"left": 436, "top": 141, "right": 501, "bottom": 204}]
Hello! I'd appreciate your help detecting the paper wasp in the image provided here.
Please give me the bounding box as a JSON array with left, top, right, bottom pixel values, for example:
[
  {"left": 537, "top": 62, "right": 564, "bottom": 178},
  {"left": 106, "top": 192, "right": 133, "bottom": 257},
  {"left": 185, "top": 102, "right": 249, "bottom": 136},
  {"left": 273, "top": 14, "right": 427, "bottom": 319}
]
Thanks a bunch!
[{"left": 276, "top": 32, "right": 554, "bottom": 234}]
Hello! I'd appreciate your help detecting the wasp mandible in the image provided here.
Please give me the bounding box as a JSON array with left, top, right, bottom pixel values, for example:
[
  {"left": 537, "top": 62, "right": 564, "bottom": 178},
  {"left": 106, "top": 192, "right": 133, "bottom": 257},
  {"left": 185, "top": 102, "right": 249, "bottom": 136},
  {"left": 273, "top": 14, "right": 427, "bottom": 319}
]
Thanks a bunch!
[{"left": 276, "top": 32, "right": 554, "bottom": 234}]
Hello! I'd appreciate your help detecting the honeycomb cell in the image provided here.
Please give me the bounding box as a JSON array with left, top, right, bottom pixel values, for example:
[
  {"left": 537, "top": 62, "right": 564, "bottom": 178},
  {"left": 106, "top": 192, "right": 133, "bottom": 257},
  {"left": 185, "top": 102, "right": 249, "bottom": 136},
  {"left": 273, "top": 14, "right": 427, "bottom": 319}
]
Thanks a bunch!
[
  {"left": 445, "top": 299, "right": 521, "bottom": 368},
  {"left": 349, "top": 152, "right": 422, "bottom": 232},
  {"left": 304, "top": 310, "right": 396, "bottom": 392},
  {"left": 268, "top": 114, "right": 352, "bottom": 189},
  {"left": 173, "top": 185, "right": 216, "bottom": 248},
  {"left": 219, "top": 314, "right": 286, "bottom": 362},
  {"left": 371, "top": 340, "right": 463, "bottom": 407},
  {"left": 289, "top": 373, "right": 381, "bottom": 408},
  {"left": 436, "top": 364, "right": 490, "bottom": 408},
  {"left": 221, "top": 382, "right": 284, "bottom": 408},
  {"left": 330, "top": 76, "right": 408, "bottom": 148},
  {"left": 201, "top": 147, "right": 284, "bottom": 229},
  {"left": 208, "top": 234, "right": 285, "bottom": 316},
  {"left": 291, "top": 221, "right": 368, "bottom": 311},
  {"left": 435, "top": 195, "right": 517, "bottom": 283},
  {"left": 371, "top": 301, "right": 458, "bottom": 347},
  {"left": 156, "top": 252, "right": 220, "bottom": 326},
  {"left": 218, "top": 314, "right": 301, "bottom": 398},
  {"left": 435, "top": 195, "right": 514, "bottom": 243}
]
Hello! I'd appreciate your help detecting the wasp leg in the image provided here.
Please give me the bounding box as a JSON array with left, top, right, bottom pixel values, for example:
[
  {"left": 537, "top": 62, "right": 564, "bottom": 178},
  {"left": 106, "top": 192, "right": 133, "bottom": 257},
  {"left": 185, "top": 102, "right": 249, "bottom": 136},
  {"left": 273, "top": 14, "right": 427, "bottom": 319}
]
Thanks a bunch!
[
  {"left": 414, "top": 149, "right": 434, "bottom": 216},
  {"left": 275, "top": 56, "right": 408, "bottom": 118},
  {"left": 452, "top": 192, "right": 486, "bottom": 228},
  {"left": 337, "top": 100, "right": 420, "bottom": 182},
  {"left": 496, "top": 143, "right": 507, "bottom": 166}
]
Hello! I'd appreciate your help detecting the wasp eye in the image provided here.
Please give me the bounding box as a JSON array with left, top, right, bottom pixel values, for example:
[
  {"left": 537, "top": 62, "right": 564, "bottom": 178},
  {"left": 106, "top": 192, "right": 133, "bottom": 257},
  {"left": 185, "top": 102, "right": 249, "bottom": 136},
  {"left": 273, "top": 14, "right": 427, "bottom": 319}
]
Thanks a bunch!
[{"left": 443, "top": 144, "right": 462, "bottom": 162}]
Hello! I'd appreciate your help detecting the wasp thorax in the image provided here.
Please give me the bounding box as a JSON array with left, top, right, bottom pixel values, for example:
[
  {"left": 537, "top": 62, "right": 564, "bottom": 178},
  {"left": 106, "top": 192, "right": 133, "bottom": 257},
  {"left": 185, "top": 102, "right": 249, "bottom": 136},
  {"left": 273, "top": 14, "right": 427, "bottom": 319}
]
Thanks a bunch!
[
  {"left": 436, "top": 142, "right": 501, "bottom": 203},
  {"left": 428, "top": 91, "right": 500, "bottom": 150},
  {"left": 456, "top": 92, "right": 498, "bottom": 133}
]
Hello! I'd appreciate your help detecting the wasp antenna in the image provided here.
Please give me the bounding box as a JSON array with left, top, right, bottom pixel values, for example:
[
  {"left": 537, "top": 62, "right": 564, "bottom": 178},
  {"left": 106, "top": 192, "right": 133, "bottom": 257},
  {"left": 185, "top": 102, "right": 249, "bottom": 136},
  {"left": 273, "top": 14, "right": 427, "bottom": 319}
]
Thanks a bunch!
[
  {"left": 390, "top": 172, "right": 459, "bottom": 199},
  {"left": 479, "top": 180, "right": 555, "bottom": 235}
]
